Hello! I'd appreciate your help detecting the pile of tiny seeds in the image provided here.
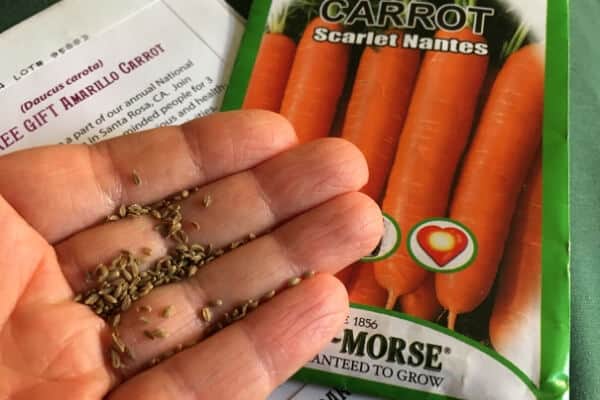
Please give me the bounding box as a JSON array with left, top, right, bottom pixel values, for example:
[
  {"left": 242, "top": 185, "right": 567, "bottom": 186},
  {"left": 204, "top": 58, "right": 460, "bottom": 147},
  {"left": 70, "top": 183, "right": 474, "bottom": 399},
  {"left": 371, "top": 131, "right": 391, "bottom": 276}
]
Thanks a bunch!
[{"left": 73, "top": 178, "right": 312, "bottom": 370}]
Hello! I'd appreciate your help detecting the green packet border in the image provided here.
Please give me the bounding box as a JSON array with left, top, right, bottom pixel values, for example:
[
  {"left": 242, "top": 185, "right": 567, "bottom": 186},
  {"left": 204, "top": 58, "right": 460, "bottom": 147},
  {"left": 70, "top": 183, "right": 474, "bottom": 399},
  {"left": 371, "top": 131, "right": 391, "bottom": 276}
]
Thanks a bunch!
[
  {"left": 221, "top": 0, "right": 570, "bottom": 399},
  {"left": 221, "top": 0, "right": 271, "bottom": 111},
  {"left": 540, "top": 0, "right": 570, "bottom": 398}
]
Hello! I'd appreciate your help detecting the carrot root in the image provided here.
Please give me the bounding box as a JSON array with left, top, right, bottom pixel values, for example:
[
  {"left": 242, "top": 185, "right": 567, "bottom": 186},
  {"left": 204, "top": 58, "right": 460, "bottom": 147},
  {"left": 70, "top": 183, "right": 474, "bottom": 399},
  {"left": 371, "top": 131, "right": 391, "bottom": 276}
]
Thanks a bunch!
[
  {"left": 447, "top": 311, "right": 457, "bottom": 330},
  {"left": 385, "top": 290, "right": 398, "bottom": 310}
]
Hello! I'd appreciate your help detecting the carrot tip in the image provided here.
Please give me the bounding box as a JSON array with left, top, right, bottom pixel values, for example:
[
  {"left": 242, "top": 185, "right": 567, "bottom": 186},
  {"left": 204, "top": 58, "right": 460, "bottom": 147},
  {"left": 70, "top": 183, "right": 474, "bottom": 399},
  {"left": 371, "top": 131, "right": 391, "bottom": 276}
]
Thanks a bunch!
[
  {"left": 447, "top": 311, "right": 458, "bottom": 330},
  {"left": 385, "top": 290, "right": 397, "bottom": 310}
]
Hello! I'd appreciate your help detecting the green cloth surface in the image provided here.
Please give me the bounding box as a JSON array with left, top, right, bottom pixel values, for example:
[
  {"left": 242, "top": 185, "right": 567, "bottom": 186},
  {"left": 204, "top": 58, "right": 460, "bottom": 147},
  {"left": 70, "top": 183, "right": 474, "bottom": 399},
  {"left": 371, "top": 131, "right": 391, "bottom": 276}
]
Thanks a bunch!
[
  {"left": 0, "top": 0, "right": 60, "bottom": 32},
  {"left": 569, "top": 1, "right": 599, "bottom": 399},
  {"left": 0, "top": 0, "right": 594, "bottom": 399},
  {"left": 0, "top": 0, "right": 249, "bottom": 32}
]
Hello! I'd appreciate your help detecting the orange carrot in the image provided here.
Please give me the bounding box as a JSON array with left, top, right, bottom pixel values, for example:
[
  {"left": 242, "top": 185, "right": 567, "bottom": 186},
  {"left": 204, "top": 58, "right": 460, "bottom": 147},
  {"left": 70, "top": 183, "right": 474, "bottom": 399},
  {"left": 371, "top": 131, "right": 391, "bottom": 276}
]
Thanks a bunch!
[
  {"left": 374, "top": 28, "right": 489, "bottom": 309},
  {"left": 489, "top": 155, "right": 541, "bottom": 381},
  {"left": 472, "top": 66, "right": 499, "bottom": 124},
  {"left": 348, "top": 263, "right": 387, "bottom": 307},
  {"left": 243, "top": 33, "right": 297, "bottom": 112},
  {"left": 335, "top": 265, "right": 355, "bottom": 290},
  {"left": 341, "top": 30, "right": 421, "bottom": 202},
  {"left": 399, "top": 275, "right": 442, "bottom": 321},
  {"left": 436, "top": 44, "right": 545, "bottom": 329},
  {"left": 280, "top": 19, "right": 350, "bottom": 143}
]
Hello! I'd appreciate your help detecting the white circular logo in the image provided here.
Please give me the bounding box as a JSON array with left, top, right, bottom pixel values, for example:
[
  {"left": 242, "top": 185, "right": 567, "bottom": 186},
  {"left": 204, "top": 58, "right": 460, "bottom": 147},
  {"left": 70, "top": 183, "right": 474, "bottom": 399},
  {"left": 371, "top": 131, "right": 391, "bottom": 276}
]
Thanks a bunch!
[{"left": 407, "top": 218, "right": 477, "bottom": 273}]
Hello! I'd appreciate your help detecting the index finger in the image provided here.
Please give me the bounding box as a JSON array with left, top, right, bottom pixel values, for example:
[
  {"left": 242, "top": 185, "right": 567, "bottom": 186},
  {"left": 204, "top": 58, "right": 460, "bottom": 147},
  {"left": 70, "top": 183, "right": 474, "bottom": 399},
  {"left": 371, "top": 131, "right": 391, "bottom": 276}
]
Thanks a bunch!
[{"left": 0, "top": 110, "right": 297, "bottom": 243}]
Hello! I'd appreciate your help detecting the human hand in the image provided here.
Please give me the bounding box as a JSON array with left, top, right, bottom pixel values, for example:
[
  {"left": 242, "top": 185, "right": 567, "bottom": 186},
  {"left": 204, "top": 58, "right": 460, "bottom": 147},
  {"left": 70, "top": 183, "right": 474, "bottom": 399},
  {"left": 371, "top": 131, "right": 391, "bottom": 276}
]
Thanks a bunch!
[{"left": 0, "top": 111, "right": 382, "bottom": 400}]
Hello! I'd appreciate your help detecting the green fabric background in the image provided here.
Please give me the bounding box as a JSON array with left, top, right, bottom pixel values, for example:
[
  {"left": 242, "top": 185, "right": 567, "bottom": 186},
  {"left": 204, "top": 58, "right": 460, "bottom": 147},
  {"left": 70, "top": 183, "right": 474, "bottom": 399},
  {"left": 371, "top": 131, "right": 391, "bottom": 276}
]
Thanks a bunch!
[
  {"left": 0, "top": 0, "right": 251, "bottom": 32},
  {"left": 568, "top": 1, "right": 598, "bottom": 399},
  {"left": 0, "top": 0, "right": 593, "bottom": 398}
]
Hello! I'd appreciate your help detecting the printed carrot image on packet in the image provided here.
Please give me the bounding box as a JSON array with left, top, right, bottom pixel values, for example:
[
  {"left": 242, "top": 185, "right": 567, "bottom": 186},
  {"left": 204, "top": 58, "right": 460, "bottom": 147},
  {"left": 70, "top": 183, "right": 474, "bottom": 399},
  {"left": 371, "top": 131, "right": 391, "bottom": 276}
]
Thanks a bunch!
[{"left": 223, "top": 0, "right": 569, "bottom": 399}]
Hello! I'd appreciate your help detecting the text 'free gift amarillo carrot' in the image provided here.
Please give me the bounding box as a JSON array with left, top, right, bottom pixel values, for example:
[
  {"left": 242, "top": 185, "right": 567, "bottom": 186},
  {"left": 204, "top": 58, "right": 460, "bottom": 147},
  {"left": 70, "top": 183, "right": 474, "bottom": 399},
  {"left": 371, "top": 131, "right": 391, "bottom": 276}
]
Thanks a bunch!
[
  {"left": 374, "top": 28, "right": 489, "bottom": 309},
  {"left": 280, "top": 18, "right": 350, "bottom": 143},
  {"left": 436, "top": 44, "right": 545, "bottom": 330},
  {"left": 242, "top": 33, "right": 296, "bottom": 112}
]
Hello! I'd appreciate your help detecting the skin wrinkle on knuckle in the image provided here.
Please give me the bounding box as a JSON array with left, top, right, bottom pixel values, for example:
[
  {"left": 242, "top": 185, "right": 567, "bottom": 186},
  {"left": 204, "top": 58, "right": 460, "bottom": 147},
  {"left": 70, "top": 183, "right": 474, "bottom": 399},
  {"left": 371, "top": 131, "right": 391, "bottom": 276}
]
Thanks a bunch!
[
  {"left": 162, "top": 362, "right": 200, "bottom": 400},
  {"left": 213, "top": 114, "right": 255, "bottom": 170},
  {"left": 179, "top": 276, "right": 211, "bottom": 320},
  {"left": 87, "top": 143, "right": 125, "bottom": 211},
  {"left": 269, "top": 233, "right": 305, "bottom": 279},
  {"left": 179, "top": 124, "right": 208, "bottom": 184},
  {"left": 262, "top": 334, "right": 292, "bottom": 379},
  {"left": 230, "top": 116, "right": 267, "bottom": 166},
  {"left": 59, "top": 190, "right": 91, "bottom": 238},
  {"left": 248, "top": 169, "right": 279, "bottom": 223},
  {"left": 236, "top": 319, "right": 278, "bottom": 392},
  {"left": 54, "top": 245, "right": 87, "bottom": 291},
  {"left": 222, "top": 128, "right": 237, "bottom": 175},
  {"left": 254, "top": 165, "right": 298, "bottom": 207}
]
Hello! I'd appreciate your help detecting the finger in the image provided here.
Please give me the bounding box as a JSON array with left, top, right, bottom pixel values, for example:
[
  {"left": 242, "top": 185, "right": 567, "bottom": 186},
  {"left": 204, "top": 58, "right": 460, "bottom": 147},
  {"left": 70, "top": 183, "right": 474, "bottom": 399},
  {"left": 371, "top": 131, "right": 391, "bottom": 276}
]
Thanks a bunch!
[
  {"left": 108, "top": 274, "right": 348, "bottom": 400},
  {"left": 56, "top": 138, "right": 369, "bottom": 292},
  {"left": 98, "top": 193, "right": 381, "bottom": 373},
  {"left": 0, "top": 110, "right": 296, "bottom": 243}
]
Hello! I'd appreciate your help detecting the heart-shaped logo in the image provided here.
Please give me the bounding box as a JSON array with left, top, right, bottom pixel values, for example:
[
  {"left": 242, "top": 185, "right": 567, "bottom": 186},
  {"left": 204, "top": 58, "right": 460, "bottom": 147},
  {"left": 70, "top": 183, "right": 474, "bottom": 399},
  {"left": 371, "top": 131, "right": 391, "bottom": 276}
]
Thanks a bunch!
[{"left": 416, "top": 226, "right": 468, "bottom": 267}]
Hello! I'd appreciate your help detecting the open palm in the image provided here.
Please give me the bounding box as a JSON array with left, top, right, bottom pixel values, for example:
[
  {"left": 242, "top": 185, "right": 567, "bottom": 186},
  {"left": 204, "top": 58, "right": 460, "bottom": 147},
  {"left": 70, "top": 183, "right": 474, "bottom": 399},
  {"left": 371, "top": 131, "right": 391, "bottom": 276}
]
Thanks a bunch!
[{"left": 0, "top": 111, "right": 382, "bottom": 400}]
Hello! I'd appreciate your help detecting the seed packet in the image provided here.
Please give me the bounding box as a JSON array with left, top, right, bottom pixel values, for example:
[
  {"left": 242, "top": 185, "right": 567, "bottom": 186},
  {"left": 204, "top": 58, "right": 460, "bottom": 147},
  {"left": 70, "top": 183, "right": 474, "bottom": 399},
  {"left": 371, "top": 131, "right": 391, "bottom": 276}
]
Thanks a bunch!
[{"left": 222, "top": 0, "right": 569, "bottom": 399}]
